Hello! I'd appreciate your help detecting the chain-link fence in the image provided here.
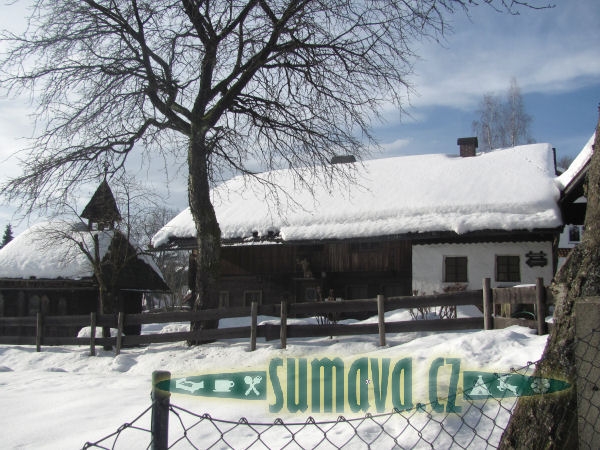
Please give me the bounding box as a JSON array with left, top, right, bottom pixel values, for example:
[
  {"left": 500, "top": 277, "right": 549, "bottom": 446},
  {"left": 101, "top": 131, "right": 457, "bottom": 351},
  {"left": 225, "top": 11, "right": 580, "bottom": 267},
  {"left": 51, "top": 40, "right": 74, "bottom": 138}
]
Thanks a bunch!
[
  {"left": 575, "top": 329, "right": 600, "bottom": 450},
  {"left": 83, "top": 362, "right": 540, "bottom": 450},
  {"left": 82, "top": 299, "right": 600, "bottom": 449},
  {"left": 575, "top": 298, "right": 600, "bottom": 449}
]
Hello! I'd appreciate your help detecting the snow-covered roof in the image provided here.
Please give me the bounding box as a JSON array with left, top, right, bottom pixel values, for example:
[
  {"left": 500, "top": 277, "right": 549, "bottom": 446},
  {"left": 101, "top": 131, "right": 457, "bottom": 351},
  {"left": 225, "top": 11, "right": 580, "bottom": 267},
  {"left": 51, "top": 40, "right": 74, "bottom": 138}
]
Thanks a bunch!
[
  {"left": 152, "top": 143, "right": 564, "bottom": 247},
  {"left": 0, "top": 221, "right": 161, "bottom": 281},
  {"left": 556, "top": 133, "right": 595, "bottom": 191}
]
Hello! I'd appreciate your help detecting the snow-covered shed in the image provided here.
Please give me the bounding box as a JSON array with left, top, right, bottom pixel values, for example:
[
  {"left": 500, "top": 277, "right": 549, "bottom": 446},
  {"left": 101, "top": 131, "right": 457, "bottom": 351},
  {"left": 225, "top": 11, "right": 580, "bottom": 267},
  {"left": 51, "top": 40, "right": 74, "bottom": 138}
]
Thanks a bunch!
[
  {"left": 0, "top": 182, "right": 169, "bottom": 337},
  {"left": 152, "top": 140, "right": 564, "bottom": 306}
]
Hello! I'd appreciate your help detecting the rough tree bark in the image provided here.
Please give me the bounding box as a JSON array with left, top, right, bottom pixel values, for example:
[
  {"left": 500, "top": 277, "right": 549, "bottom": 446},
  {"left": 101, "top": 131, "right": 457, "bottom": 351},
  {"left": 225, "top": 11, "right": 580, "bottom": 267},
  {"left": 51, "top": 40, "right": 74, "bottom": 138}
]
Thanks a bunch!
[
  {"left": 188, "top": 128, "right": 221, "bottom": 341},
  {"left": 499, "top": 110, "right": 600, "bottom": 449}
]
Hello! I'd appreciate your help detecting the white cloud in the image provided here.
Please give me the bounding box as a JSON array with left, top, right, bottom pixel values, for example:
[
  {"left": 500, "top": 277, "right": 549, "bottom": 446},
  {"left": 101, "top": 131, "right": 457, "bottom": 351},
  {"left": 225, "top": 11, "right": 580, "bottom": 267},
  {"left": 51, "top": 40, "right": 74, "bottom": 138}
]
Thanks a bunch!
[
  {"left": 0, "top": 98, "right": 34, "bottom": 179},
  {"left": 407, "top": 1, "right": 600, "bottom": 110},
  {"left": 377, "top": 138, "right": 412, "bottom": 156}
]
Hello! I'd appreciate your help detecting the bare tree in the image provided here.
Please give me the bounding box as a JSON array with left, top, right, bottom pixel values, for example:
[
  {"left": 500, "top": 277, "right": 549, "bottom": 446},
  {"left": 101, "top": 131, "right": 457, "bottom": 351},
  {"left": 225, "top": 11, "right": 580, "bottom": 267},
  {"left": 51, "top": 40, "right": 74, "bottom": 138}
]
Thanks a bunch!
[
  {"left": 138, "top": 206, "right": 190, "bottom": 309},
  {"left": 473, "top": 93, "right": 506, "bottom": 151},
  {"left": 33, "top": 175, "right": 170, "bottom": 345},
  {"left": 0, "top": 1, "right": 550, "bottom": 338},
  {"left": 33, "top": 218, "right": 141, "bottom": 348},
  {"left": 473, "top": 77, "right": 534, "bottom": 151},
  {"left": 557, "top": 154, "right": 574, "bottom": 172}
]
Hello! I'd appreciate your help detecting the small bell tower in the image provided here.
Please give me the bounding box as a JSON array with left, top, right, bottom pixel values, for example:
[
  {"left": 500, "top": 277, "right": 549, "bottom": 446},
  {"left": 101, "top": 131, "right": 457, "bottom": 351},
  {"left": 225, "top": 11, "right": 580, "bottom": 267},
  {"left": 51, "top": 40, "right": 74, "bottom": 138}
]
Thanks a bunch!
[{"left": 80, "top": 179, "right": 122, "bottom": 231}]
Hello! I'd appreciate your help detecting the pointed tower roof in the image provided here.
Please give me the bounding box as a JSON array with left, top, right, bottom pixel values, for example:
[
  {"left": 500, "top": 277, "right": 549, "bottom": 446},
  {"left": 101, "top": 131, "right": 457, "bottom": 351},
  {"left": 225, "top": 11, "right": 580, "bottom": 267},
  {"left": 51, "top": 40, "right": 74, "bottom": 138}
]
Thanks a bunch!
[{"left": 81, "top": 180, "right": 122, "bottom": 229}]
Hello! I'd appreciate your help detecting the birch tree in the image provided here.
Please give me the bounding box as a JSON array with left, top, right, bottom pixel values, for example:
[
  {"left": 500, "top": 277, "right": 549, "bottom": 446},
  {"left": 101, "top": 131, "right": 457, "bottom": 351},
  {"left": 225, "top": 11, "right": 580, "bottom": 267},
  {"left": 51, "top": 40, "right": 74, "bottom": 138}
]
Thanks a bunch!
[{"left": 473, "top": 78, "right": 534, "bottom": 151}]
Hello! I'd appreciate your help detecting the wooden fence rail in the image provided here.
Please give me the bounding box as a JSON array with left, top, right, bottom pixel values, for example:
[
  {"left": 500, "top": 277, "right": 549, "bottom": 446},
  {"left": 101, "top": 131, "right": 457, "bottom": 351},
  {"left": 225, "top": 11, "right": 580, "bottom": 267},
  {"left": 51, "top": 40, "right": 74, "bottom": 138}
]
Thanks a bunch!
[{"left": 0, "top": 278, "right": 551, "bottom": 353}]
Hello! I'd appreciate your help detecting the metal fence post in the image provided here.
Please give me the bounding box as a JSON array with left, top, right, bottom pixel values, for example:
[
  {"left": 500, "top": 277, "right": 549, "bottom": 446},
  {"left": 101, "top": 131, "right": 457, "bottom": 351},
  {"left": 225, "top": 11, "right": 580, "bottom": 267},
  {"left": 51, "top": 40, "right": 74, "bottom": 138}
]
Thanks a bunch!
[{"left": 151, "top": 370, "right": 171, "bottom": 450}]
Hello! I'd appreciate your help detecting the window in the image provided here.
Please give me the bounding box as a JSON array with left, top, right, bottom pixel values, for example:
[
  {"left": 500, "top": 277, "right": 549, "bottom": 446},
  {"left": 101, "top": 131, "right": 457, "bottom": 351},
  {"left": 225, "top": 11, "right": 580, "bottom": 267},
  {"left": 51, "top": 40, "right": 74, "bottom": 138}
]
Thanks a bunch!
[
  {"left": 568, "top": 225, "right": 581, "bottom": 243},
  {"left": 444, "top": 257, "right": 468, "bottom": 282},
  {"left": 243, "top": 290, "right": 262, "bottom": 307},
  {"left": 305, "top": 287, "right": 319, "bottom": 302},
  {"left": 496, "top": 256, "right": 521, "bottom": 282}
]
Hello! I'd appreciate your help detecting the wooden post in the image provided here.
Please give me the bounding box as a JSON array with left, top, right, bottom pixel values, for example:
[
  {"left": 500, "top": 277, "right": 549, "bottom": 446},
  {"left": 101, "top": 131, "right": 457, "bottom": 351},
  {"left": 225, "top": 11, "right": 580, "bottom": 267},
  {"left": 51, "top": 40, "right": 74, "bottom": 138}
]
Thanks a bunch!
[
  {"left": 535, "top": 277, "right": 547, "bottom": 335},
  {"left": 250, "top": 301, "right": 258, "bottom": 351},
  {"left": 36, "top": 312, "right": 43, "bottom": 352},
  {"left": 116, "top": 311, "right": 124, "bottom": 355},
  {"left": 90, "top": 312, "right": 97, "bottom": 356},
  {"left": 377, "top": 295, "right": 386, "bottom": 347},
  {"left": 280, "top": 301, "right": 287, "bottom": 350},
  {"left": 151, "top": 370, "right": 171, "bottom": 450},
  {"left": 483, "top": 278, "right": 493, "bottom": 330}
]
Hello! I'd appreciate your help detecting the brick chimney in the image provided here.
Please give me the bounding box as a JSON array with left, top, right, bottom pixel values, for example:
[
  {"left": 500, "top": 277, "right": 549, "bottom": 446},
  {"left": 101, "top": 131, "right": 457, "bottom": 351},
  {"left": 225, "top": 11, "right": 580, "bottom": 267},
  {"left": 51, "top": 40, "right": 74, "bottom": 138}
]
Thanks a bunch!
[{"left": 457, "top": 137, "right": 478, "bottom": 157}]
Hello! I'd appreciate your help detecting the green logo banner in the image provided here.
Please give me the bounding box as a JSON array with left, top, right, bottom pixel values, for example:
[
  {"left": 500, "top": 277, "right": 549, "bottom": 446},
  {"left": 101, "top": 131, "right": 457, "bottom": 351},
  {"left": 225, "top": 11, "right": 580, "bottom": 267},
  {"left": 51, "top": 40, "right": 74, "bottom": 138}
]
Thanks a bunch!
[
  {"left": 154, "top": 357, "right": 571, "bottom": 414},
  {"left": 463, "top": 372, "right": 571, "bottom": 399},
  {"left": 157, "top": 371, "right": 267, "bottom": 400}
]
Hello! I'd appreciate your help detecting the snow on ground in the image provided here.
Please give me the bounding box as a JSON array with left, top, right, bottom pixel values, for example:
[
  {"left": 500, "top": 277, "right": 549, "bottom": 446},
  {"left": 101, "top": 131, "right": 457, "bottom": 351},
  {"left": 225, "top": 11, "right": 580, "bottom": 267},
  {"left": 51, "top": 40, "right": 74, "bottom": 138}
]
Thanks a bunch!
[{"left": 0, "top": 308, "right": 548, "bottom": 449}]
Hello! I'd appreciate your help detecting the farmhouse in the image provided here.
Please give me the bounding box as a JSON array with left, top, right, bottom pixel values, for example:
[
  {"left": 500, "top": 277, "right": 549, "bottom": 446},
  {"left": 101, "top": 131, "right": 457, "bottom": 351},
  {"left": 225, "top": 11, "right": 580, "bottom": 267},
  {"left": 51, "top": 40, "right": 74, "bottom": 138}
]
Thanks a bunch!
[
  {"left": 0, "top": 181, "right": 169, "bottom": 337},
  {"left": 152, "top": 137, "right": 573, "bottom": 308},
  {"left": 555, "top": 133, "right": 594, "bottom": 269}
]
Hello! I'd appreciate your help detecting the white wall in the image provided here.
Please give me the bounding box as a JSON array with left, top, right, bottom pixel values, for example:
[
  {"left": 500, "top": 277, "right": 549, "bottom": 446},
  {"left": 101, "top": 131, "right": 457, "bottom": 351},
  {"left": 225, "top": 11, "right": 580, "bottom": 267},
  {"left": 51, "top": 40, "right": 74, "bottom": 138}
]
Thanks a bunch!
[{"left": 412, "top": 241, "right": 555, "bottom": 295}]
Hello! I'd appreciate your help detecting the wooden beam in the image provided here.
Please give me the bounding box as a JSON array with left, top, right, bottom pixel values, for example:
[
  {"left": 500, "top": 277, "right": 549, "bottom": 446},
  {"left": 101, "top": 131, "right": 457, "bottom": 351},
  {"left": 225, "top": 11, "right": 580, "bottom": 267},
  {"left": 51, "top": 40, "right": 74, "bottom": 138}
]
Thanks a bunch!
[
  {"left": 116, "top": 312, "right": 124, "bottom": 355},
  {"left": 36, "top": 312, "right": 43, "bottom": 352},
  {"left": 280, "top": 301, "right": 287, "bottom": 350},
  {"left": 536, "top": 278, "right": 547, "bottom": 335},
  {"left": 483, "top": 278, "right": 493, "bottom": 330},
  {"left": 90, "top": 312, "right": 97, "bottom": 356},
  {"left": 250, "top": 301, "right": 258, "bottom": 351},
  {"left": 377, "top": 295, "right": 386, "bottom": 347}
]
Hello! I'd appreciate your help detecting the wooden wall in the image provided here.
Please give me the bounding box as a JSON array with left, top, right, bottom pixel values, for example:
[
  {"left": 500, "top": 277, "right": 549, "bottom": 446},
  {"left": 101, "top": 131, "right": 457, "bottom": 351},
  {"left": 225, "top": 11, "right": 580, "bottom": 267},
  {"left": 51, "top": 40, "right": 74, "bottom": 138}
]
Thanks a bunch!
[
  {"left": 221, "top": 241, "right": 411, "bottom": 276},
  {"left": 218, "top": 240, "right": 412, "bottom": 307},
  {"left": 0, "top": 287, "right": 143, "bottom": 337}
]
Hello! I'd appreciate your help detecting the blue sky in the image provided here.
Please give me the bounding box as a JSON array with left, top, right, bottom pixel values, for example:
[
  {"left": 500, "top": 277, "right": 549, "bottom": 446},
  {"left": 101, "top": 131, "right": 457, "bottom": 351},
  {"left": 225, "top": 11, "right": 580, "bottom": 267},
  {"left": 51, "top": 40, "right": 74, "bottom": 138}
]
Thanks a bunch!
[{"left": 0, "top": 0, "right": 599, "bottom": 233}]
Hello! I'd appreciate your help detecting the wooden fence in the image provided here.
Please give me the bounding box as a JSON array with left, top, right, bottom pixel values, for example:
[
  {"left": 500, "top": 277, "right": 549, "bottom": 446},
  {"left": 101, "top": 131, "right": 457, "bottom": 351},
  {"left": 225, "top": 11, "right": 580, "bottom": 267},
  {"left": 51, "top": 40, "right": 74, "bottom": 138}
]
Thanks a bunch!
[{"left": 0, "top": 278, "right": 551, "bottom": 354}]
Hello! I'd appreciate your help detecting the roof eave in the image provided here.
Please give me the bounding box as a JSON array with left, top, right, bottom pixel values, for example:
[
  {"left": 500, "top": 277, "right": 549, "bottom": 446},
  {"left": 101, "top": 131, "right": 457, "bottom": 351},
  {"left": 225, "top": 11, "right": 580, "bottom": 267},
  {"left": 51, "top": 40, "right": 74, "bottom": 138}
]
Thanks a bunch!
[{"left": 151, "top": 227, "right": 561, "bottom": 251}]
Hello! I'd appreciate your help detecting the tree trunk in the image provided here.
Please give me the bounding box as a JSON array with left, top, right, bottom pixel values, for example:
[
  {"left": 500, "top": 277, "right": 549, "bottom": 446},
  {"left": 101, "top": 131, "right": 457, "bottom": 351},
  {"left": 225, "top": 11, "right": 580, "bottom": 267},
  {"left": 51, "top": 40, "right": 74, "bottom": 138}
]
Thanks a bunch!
[
  {"left": 499, "top": 112, "right": 600, "bottom": 449},
  {"left": 187, "top": 128, "right": 221, "bottom": 344},
  {"left": 97, "top": 284, "right": 113, "bottom": 351}
]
